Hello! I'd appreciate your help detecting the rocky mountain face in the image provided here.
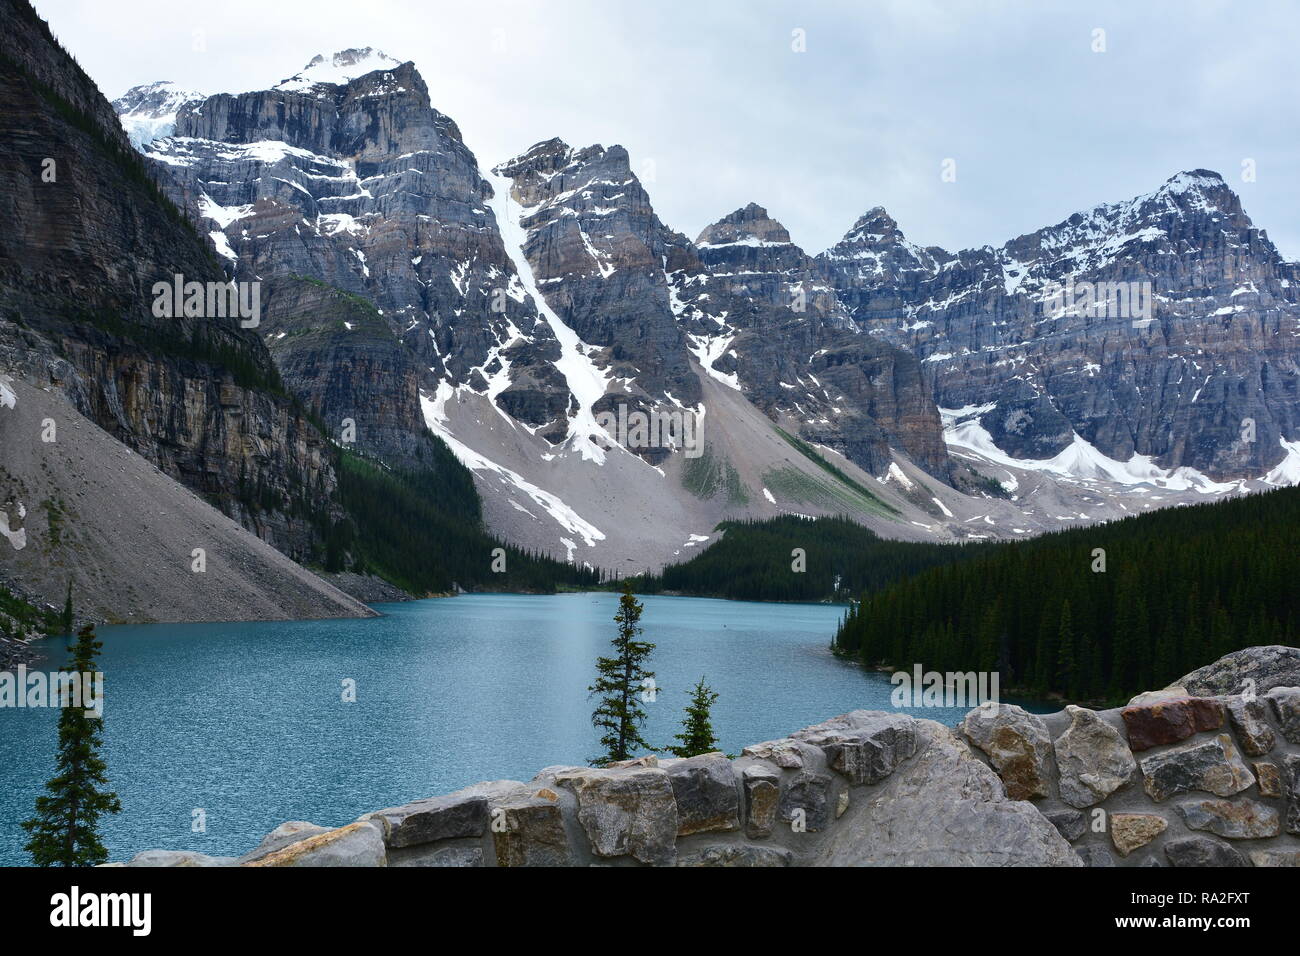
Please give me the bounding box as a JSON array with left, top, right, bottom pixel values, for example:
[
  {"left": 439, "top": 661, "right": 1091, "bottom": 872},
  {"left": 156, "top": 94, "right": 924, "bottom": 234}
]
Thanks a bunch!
[
  {"left": 819, "top": 172, "right": 1300, "bottom": 480},
  {"left": 136, "top": 50, "right": 571, "bottom": 462},
  {"left": 669, "top": 200, "right": 951, "bottom": 480},
  {"left": 259, "top": 277, "right": 431, "bottom": 467},
  {"left": 115, "top": 50, "right": 957, "bottom": 570},
  {"left": 107, "top": 44, "right": 1300, "bottom": 565},
  {"left": 0, "top": 0, "right": 338, "bottom": 561},
  {"left": 493, "top": 139, "right": 702, "bottom": 425},
  {"left": 493, "top": 142, "right": 951, "bottom": 479}
]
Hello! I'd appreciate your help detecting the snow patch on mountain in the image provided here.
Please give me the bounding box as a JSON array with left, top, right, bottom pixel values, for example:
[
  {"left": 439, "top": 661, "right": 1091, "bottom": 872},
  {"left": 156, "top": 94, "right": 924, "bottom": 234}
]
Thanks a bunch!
[
  {"left": 486, "top": 171, "right": 613, "bottom": 463},
  {"left": 941, "top": 407, "right": 1245, "bottom": 493},
  {"left": 1262, "top": 438, "right": 1300, "bottom": 486},
  {"left": 112, "top": 81, "right": 204, "bottom": 149},
  {"left": 420, "top": 384, "right": 605, "bottom": 547},
  {"left": 686, "top": 332, "right": 740, "bottom": 390}
]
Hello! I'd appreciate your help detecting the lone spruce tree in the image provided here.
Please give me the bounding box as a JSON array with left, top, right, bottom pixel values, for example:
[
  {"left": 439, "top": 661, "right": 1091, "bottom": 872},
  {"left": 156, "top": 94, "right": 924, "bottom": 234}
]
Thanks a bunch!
[
  {"left": 61, "top": 578, "right": 73, "bottom": 636},
  {"left": 23, "top": 624, "right": 121, "bottom": 866},
  {"left": 589, "top": 584, "right": 656, "bottom": 766},
  {"left": 667, "top": 677, "right": 720, "bottom": 758}
]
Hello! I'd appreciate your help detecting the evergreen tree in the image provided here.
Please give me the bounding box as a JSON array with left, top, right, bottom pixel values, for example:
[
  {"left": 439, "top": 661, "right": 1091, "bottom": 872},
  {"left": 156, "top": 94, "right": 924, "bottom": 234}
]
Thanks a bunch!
[
  {"left": 61, "top": 578, "right": 73, "bottom": 636},
  {"left": 667, "top": 677, "right": 721, "bottom": 758},
  {"left": 23, "top": 624, "right": 121, "bottom": 866},
  {"left": 1110, "top": 572, "right": 1143, "bottom": 696},
  {"left": 975, "top": 600, "right": 1000, "bottom": 673},
  {"left": 832, "top": 486, "right": 1300, "bottom": 701},
  {"left": 1055, "top": 599, "right": 1076, "bottom": 697},
  {"left": 589, "top": 585, "right": 657, "bottom": 765}
]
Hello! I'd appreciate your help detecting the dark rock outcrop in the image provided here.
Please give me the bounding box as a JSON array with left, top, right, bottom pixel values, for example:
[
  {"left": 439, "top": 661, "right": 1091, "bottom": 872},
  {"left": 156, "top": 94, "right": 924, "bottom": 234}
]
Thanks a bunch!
[{"left": 141, "top": 52, "right": 572, "bottom": 459}]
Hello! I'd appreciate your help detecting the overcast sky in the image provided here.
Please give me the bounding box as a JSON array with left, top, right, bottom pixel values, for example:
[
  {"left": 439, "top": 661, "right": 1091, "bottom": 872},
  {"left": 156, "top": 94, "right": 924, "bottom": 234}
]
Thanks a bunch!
[{"left": 31, "top": 0, "right": 1300, "bottom": 258}]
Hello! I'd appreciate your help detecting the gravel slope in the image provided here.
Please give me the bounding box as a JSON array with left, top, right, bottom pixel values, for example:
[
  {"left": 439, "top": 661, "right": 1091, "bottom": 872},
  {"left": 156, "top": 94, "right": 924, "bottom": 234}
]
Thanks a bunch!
[{"left": 0, "top": 374, "right": 375, "bottom": 624}]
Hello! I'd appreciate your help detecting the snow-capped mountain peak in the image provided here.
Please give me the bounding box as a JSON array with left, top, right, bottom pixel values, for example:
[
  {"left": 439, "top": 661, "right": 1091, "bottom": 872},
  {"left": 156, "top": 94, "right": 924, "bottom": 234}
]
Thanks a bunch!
[{"left": 276, "top": 47, "right": 403, "bottom": 93}]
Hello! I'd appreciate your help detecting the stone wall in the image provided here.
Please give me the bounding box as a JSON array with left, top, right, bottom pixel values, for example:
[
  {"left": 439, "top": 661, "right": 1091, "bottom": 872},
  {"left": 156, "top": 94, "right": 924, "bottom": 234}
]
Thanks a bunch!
[{"left": 118, "top": 658, "right": 1300, "bottom": 867}]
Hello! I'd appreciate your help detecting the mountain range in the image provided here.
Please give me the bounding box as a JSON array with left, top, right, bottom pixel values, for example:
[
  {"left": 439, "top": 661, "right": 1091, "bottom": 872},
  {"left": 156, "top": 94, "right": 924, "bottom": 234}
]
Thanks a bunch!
[
  {"left": 4, "top": 3, "right": 1298, "bottom": 614},
  {"left": 101, "top": 46, "right": 1300, "bottom": 571}
]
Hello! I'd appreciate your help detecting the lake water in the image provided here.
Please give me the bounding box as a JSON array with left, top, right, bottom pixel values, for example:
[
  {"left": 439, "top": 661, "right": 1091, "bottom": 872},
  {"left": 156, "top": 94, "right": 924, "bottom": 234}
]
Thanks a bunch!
[{"left": 0, "top": 592, "right": 1050, "bottom": 865}]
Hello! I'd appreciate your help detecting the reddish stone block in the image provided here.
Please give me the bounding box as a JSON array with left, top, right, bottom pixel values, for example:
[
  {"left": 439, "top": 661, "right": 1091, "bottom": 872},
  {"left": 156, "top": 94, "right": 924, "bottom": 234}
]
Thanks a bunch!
[{"left": 1121, "top": 697, "right": 1225, "bottom": 751}]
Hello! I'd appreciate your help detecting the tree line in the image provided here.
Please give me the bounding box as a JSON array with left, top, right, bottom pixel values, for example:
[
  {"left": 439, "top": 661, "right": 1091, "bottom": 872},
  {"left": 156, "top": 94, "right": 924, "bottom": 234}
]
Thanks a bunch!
[
  {"left": 834, "top": 486, "right": 1300, "bottom": 703},
  {"left": 621, "top": 515, "right": 991, "bottom": 602}
]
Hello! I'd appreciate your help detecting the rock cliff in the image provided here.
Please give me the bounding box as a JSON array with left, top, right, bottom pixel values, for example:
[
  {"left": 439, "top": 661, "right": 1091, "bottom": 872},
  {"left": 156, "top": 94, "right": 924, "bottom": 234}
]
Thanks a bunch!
[{"left": 0, "top": 0, "right": 344, "bottom": 563}]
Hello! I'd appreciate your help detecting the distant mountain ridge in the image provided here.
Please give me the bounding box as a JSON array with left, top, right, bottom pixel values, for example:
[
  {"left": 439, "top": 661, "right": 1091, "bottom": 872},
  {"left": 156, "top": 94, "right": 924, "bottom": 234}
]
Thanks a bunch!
[{"left": 818, "top": 169, "right": 1300, "bottom": 480}]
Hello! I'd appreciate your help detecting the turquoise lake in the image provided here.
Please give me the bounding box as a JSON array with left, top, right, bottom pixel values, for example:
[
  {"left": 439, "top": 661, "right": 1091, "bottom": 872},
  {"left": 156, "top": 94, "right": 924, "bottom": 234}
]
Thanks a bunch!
[{"left": 0, "top": 592, "right": 1048, "bottom": 865}]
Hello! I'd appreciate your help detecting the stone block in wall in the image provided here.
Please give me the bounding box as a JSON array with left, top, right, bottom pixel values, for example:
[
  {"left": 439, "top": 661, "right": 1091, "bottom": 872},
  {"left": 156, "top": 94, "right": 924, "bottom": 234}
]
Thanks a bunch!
[
  {"left": 1044, "top": 809, "right": 1087, "bottom": 842},
  {"left": 1284, "top": 754, "right": 1300, "bottom": 836},
  {"left": 1266, "top": 687, "right": 1300, "bottom": 744},
  {"left": 1110, "top": 813, "right": 1168, "bottom": 856},
  {"left": 490, "top": 791, "right": 571, "bottom": 867},
  {"left": 1075, "top": 844, "right": 1115, "bottom": 867},
  {"left": 550, "top": 766, "right": 679, "bottom": 866},
  {"left": 1139, "top": 734, "right": 1254, "bottom": 801},
  {"left": 1173, "top": 646, "right": 1300, "bottom": 697},
  {"left": 242, "top": 821, "right": 386, "bottom": 867},
  {"left": 389, "top": 845, "right": 483, "bottom": 867},
  {"left": 607, "top": 755, "right": 658, "bottom": 769},
  {"left": 1163, "top": 837, "right": 1247, "bottom": 867},
  {"left": 1176, "top": 798, "right": 1281, "bottom": 839},
  {"left": 1054, "top": 705, "right": 1138, "bottom": 808},
  {"left": 960, "top": 704, "right": 1053, "bottom": 799},
  {"left": 237, "top": 821, "right": 330, "bottom": 864},
  {"left": 1253, "top": 761, "right": 1282, "bottom": 798},
  {"left": 812, "top": 723, "right": 1082, "bottom": 866},
  {"left": 1249, "top": 849, "right": 1300, "bottom": 867},
  {"left": 1226, "top": 698, "right": 1275, "bottom": 756},
  {"left": 791, "top": 711, "right": 918, "bottom": 785},
  {"left": 370, "top": 790, "right": 490, "bottom": 847},
  {"left": 778, "top": 771, "right": 832, "bottom": 832},
  {"left": 740, "top": 737, "right": 815, "bottom": 769},
  {"left": 1121, "top": 696, "right": 1224, "bottom": 751},
  {"left": 665, "top": 753, "right": 740, "bottom": 836},
  {"left": 125, "top": 850, "right": 236, "bottom": 867},
  {"left": 742, "top": 763, "right": 780, "bottom": 838}
]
